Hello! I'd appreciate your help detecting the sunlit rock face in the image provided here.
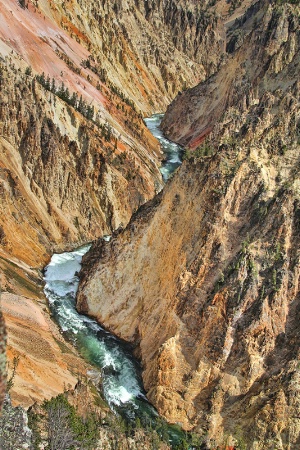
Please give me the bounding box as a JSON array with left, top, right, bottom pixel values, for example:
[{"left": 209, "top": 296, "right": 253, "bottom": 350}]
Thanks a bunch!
[
  {"left": 0, "top": 0, "right": 227, "bottom": 116},
  {"left": 161, "top": 0, "right": 300, "bottom": 149},
  {"left": 0, "top": 0, "right": 230, "bottom": 409},
  {"left": 77, "top": 1, "right": 300, "bottom": 447},
  {"left": 0, "top": 0, "right": 231, "bottom": 267},
  {"left": 0, "top": 309, "right": 6, "bottom": 412},
  {"left": 0, "top": 60, "right": 164, "bottom": 268}
]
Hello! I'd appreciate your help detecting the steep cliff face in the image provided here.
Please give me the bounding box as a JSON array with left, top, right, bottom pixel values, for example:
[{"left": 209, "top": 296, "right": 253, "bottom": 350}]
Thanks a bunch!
[
  {"left": 0, "top": 58, "right": 163, "bottom": 267},
  {"left": 0, "top": 0, "right": 229, "bottom": 409},
  {"left": 0, "top": 55, "right": 161, "bottom": 406},
  {"left": 0, "top": 0, "right": 225, "bottom": 116},
  {"left": 77, "top": 1, "right": 300, "bottom": 447},
  {"left": 0, "top": 222, "right": 93, "bottom": 407},
  {"left": 161, "top": 0, "right": 299, "bottom": 148},
  {"left": 0, "top": 0, "right": 232, "bottom": 268}
]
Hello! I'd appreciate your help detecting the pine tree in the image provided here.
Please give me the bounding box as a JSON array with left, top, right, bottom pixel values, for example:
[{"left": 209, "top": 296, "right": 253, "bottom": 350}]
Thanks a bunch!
[
  {"left": 45, "top": 75, "right": 51, "bottom": 90},
  {"left": 40, "top": 72, "right": 45, "bottom": 86},
  {"left": 86, "top": 105, "right": 94, "bottom": 120},
  {"left": 51, "top": 78, "right": 56, "bottom": 94},
  {"left": 25, "top": 66, "right": 32, "bottom": 76},
  {"left": 64, "top": 87, "right": 70, "bottom": 103},
  {"left": 58, "top": 82, "right": 66, "bottom": 100},
  {"left": 78, "top": 95, "right": 84, "bottom": 114},
  {"left": 70, "top": 92, "right": 78, "bottom": 107}
]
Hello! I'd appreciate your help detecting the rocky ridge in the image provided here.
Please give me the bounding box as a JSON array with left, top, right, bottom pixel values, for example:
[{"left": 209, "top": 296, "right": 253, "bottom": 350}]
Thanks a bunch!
[
  {"left": 0, "top": 0, "right": 225, "bottom": 116},
  {"left": 0, "top": 0, "right": 235, "bottom": 408},
  {"left": 0, "top": 58, "right": 163, "bottom": 267},
  {"left": 161, "top": 0, "right": 299, "bottom": 148},
  {"left": 77, "top": 1, "right": 300, "bottom": 447}
]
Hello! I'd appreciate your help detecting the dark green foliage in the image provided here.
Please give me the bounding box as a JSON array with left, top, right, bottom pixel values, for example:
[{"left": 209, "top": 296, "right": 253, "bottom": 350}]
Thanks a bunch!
[
  {"left": 27, "top": 410, "right": 42, "bottom": 450},
  {"left": 183, "top": 143, "right": 214, "bottom": 160},
  {"left": 275, "top": 0, "right": 300, "bottom": 4},
  {"left": 6, "top": 356, "right": 19, "bottom": 392},
  {"left": 51, "top": 78, "right": 56, "bottom": 94},
  {"left": 27, "top": 389, "right": 204, "bottom": 450},
  {"left": 25, "top": 66, "right": 32, "bottom": 76},
  {"left": 45, "top": 75, "right": 51, "bottom": 91},
  {"left": 37, "top": 72, "right": 46, "bottom": 86},
  {"left": 81, "top": 59, "right": 107, "bottom": 83},
  {"left": 35, "top": 74, "right": 95, "bottom": 122},
  {"left": 101, "top": 122, "right": 112, "bottom": 141},
  {"left": 42, "top": 394, "right": 98, "bottom": 450},
  {"left": 70, "top": 92, "right": 78, "bottom": 107},
  {"left": 110, "top": 83, "right": 136, "bottom": 110}
]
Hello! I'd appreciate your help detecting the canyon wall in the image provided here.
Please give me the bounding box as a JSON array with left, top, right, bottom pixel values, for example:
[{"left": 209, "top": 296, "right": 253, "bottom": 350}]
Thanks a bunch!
[
  {"left": 0, "top": 0, "right": 229, "bottom": 408},
  {"left": 0, "top": 55, "right": 163, "bottom": 406},
  {"left": 0, "top": 0, "right": 231, "bottom": 269},
  {"left": 77, "top": 1, "right": 300, "bottom": 447},
  {"left": 0, "top": 58, "right": 163, "bottom": 267},
  {"left": 0, "top": 0, "right": 226, "bottom": 116}
]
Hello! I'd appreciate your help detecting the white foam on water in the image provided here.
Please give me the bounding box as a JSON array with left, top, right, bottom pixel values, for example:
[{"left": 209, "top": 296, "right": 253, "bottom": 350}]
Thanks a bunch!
[
  {"left": 43, "top": 244, "right": 146, "bottom": 409},
  {"left": 102, "top": 351, "right": 116, "bottom": 368},
  {"left": 169, "top": 156, "right": 181, "bottom": 163},
  {"left": 105, "top": 384, "right": 134, "bottom": 406},
  {"left": 144, "top": 114, "right": 182, "bottom": 181}
]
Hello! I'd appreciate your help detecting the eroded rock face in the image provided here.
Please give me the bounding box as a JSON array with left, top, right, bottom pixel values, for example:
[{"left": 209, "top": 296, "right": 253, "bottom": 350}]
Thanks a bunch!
[
  {"left": 77, "top": 1, "right": 300, "bottom": 447},
  {"left": 0, "top": 59, "right": 164, "bottom": 267},
  {"left": 0, "top": 0, "right": 226, "bottom": 115},
  {"left": 161, "top": 0, "right": 300, "bottom": 149},
  {"left": 0, "top": 0, "right": 229, "bottom": 410},
  {"left": 0, "top": 310, "right": 6, "bottom": 412},
  {"left": 0, "top": 56, "right": 162, "bottom": 407},
  {"left": 0, "top": 0, "right": 233, "bottom": 271}
]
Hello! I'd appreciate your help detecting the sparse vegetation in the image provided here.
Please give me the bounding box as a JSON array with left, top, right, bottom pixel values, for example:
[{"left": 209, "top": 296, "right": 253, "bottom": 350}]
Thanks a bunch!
[
  {"left": 6, "top": 356, "right": 19, "bottom": 392},
  {"left": 26, "top": 389, "right": 204, "bottom": 450},
  {"left": 275, "top": 0, "right": 300, "bottom": 4},
  {"left": 35, "top": 73, "right": 95, "bottom": 121},
  {"left": 183, "top": 143, "right": 215, "bottom": 160},
  {"left": 43, "top": 394, "right": 98, "bottom": 450},
  {"left": 25, "top": 66, "right": 32, "bottom": 76}
]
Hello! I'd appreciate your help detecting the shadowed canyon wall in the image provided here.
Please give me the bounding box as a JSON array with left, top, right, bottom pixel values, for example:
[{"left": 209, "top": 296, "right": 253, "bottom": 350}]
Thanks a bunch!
[{"left": 77, "top": 1, "right": 300, "bottom": 447}]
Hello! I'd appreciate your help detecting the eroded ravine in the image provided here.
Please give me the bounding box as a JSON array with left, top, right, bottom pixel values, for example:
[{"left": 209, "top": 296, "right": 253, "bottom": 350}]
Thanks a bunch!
[
  {"left": 75, "top": 1, "right": 300, "bottom": 446},
  {"left": 43, "top": 119, "right": 185, "bottom": 444},
  {"left": 43, "top": 245, "right": 156, "bottom": 420}
]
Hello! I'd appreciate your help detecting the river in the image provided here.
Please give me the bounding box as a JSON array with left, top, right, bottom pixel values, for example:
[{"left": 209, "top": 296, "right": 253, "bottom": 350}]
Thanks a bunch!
[
  {"left": 43, "top": 116, "right": 184, "bottom": 446},
  {"left": 144, "top": 113, "right": 183, "bottom": 181},
  {"left": 44, "top": 245, "right": 156, "bottom": 421}
]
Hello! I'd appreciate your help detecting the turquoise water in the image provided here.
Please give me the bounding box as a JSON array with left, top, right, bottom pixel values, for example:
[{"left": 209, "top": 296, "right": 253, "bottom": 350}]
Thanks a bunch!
[
  {"left": 44, "top": 246, "right": 186, "bottom": 446},
  {"left": 44, "top": 117, "right": 187, "bottom": 446},
  {"left": 44, "top": 246, "right": 152, "bottom": 415},
  {"left": 144, "top": 113, "right": 183, "bottom": 181}
]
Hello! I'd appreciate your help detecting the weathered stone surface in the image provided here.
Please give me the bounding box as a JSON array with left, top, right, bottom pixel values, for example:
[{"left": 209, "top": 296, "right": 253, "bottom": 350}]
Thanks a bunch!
[
  {"left": 161, "top": 0, "right": 300, "bottom": 149},
  {"left": 0, "top": 0, "right": 231, "bottom": 410},
  {"left": 0, "top": 60, "right": 164, "bottom": 268},
  {"left": 0, "top": 309, "right": 6, "bottom": 413},
  {"left": 0, "top": 0, "right": 226, "bottom": 115},
  {"left": 77, "top": 1, "right": 300, "bottom": 447}
]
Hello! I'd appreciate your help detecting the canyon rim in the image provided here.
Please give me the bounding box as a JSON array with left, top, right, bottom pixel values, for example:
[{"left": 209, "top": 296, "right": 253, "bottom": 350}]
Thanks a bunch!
[{"left": 0, "top": 0, "right": 299, "bottom": 449}]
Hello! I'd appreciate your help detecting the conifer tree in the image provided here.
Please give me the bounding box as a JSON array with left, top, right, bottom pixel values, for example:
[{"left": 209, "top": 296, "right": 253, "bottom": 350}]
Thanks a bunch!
[{"left": 51, "top": 78, "right": 56, "bottom": 94}]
